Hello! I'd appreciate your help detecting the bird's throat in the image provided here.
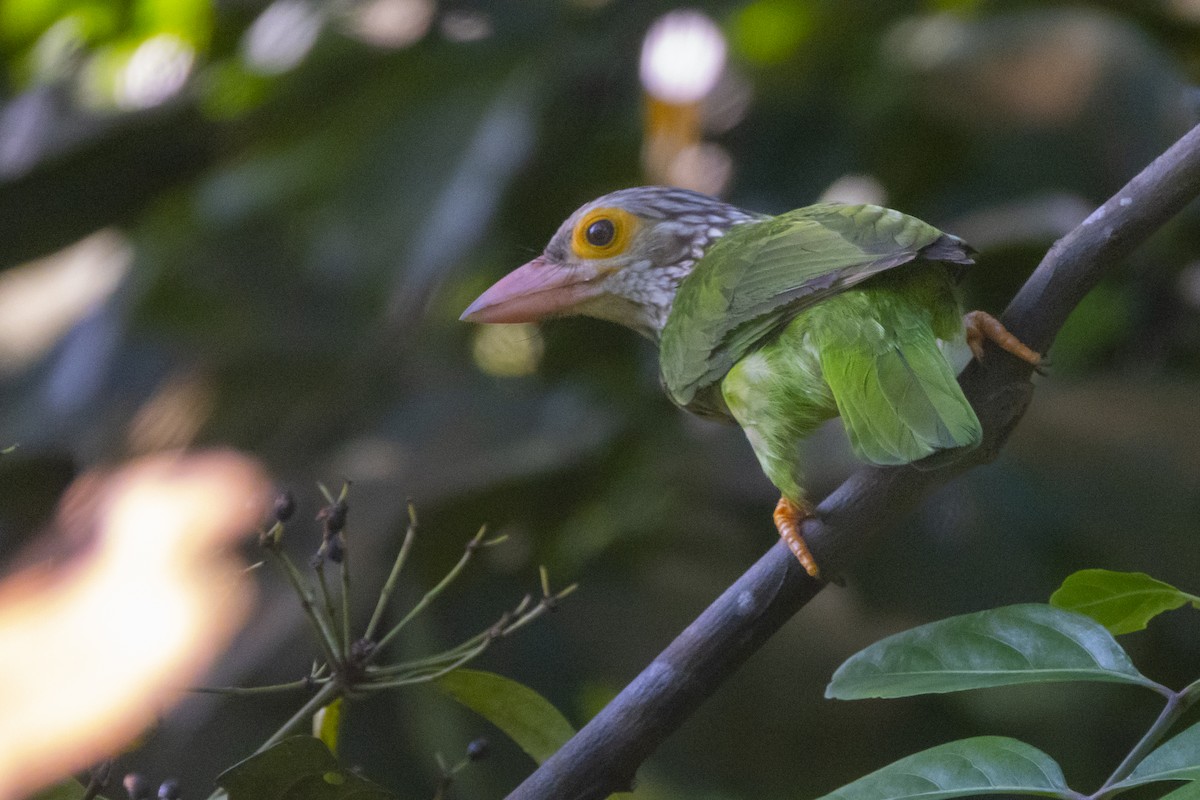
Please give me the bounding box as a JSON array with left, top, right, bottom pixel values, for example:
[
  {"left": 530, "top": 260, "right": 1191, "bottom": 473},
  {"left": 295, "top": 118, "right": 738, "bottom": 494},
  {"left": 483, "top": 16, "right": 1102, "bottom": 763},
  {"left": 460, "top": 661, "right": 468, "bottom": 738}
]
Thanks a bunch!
[{"left": 577, "top": 256, "right": 696, "bottom": 341}]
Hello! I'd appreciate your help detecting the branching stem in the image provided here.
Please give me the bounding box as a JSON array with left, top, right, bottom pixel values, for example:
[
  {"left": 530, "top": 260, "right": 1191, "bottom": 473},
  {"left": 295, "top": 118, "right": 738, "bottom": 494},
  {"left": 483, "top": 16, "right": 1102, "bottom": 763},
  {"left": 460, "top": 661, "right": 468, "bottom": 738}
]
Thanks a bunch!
[
  {"left": 365, "top": 502, "right": 418, "bottom": 642},
  {"left": 269, "top": 549, "right": 342, "bottom": 669},
  {"left": 314, "top": 561, "right": 340, "bottom": 652},
  {"left": 191, "top": 679, "right": 316, "bottom": 696},
  {"left": 203, "top": 509, "right": 569, "bottom": 800},
  {"left": 1094, "top": 679, "right": 1200, "bottom": 798},
  {"left": 340, "top": 547, "right": 352, "bottom": 661},
  {"left": 259, "top": 681, "right": 342, "bottom": 752},
  {"left": 373, "top": 526, "right": 489, "bottom": 656},
  {"left": 362, "top": 639, "right": 493, "bottom": 691}
]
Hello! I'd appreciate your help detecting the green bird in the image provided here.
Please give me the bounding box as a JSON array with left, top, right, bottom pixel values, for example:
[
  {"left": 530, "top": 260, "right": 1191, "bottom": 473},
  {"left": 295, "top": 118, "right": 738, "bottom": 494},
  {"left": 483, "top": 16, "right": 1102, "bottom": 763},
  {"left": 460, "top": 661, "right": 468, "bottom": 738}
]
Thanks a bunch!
[{"left": 461, "top": 187, "right": 1040, "bottom": 579}]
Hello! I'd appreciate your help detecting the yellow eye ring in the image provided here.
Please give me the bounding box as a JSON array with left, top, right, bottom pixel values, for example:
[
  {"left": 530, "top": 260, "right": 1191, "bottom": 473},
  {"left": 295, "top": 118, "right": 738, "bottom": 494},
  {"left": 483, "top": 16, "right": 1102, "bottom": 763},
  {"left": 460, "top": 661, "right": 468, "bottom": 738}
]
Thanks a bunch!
[{"left": 571, "top": 207, "right": 638, "bottom": 259}]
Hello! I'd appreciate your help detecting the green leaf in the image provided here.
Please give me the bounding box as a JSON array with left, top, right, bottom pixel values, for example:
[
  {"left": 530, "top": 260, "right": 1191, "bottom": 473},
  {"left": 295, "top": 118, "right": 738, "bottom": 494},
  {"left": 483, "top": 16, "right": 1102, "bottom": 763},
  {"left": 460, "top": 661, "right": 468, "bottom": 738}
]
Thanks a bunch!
[
  {"left": 812, "top": 736, "right": 1074, "bottom": 800},
  {"left": 217, "top": 736, "right": 394, "bottom": 800},
  {"left": 827, "top": 604, "right": 1152, "bottom": 699},
  {"left": 1117, "top": 721, "right": 1200, "bottom": 788},
  {"left": 1050, "top": 570, "right": 1200, "bottom": 635},
  {"left": 1156, "top": 782, "right": 1200, "bottom": 800},
  {"left": 436, "top": 668, "right": 575, "bottom": 764}
]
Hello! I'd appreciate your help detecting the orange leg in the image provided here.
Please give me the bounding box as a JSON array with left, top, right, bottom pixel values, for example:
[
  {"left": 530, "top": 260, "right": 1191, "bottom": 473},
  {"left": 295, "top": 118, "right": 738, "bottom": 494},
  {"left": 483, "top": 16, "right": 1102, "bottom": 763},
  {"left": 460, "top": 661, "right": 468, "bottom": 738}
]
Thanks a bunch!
[
  {"left": 963, "top": 311, "right": 1043, "bottom": 369},
  {"left": 773, "top": 497, "right": 821, "bottom": 580}
]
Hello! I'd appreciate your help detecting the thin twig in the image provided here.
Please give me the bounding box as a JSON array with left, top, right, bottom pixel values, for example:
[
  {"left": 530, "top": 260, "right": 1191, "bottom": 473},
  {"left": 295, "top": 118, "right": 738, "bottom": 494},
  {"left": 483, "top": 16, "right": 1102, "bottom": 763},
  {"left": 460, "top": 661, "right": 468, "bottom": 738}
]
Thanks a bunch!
[
  {"left": 373, "top": 526, "right": 489, "bottom": 656},
  {"left": 191, "top": 679, "right": 317, "bottom": 696},
  {"left": 314, "top": 560, "right": 340, "bottom": 652},
  {"left": 269, "top": 549, "right": 342, "bottom": 669},
  {"left": 258, "top": 681, "right": 342, "bottom": 752},
  {"left": 205, "top": 507, "right": 562, "bottom": 800},
  {"left": 1094, "top": 678, "right": 1200, "bottom": 797},
  {"left": 199, "top": 680, "right": 339, "bottom": 800},
  {"left": 340, "top": 546, "right": 352, "bottom": 660},
  {"left": 201, "top": 681, "right": 341, "bottom": 799},
  {"left": 361, "top": 638, "right": 494, "bottom": 691},
  {"left": 370, "top": 626, "right": 497, "bottom": 676},
  {"left": 367, "top": 581, "right": 571, "bottom": 676},
  {"left": 505, "top": 122, "right": 1200, "bottom": 800},
  {"left": 336, "top": 486, "right": 353, "bottom": 659},
  {"left": 369, "top": 593, "right": 539, "bottom": 676},
  {"left": 1096, "top": 691, "right": 1183, "bottom": 796},
  {"left": 365, "top": 502, "right": 419, "bottom": 642}
]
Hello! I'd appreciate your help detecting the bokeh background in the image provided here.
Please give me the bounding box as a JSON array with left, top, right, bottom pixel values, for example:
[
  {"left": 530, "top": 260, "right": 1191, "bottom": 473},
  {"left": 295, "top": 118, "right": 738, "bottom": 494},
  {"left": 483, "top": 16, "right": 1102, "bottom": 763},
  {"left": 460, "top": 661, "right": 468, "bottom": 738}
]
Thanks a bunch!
[{"left": 2, "top": 0, "right": 1200, "bottom": 798}]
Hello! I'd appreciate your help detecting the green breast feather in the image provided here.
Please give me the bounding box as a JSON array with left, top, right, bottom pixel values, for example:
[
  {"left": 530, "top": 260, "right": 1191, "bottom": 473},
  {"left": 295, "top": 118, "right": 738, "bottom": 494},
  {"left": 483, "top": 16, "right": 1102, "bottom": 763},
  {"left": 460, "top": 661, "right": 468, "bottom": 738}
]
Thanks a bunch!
[{"left": 659, "top": 203, "right": 973, "bottom": 413}]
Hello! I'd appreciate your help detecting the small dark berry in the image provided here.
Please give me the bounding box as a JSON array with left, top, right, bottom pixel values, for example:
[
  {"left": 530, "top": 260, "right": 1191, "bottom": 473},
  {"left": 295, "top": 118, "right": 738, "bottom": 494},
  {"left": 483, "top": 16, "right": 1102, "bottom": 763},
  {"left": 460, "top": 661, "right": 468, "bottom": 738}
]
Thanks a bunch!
[
  {"left": 123, "top": 774, "right": 152, "bottom": 800},
  {"left": 324, "top": 534, "right": 344, "bottom": 563},
  {"left": 320, "top": 500, "right": 348, "bottom": 534},
  {"left": 274, "top": 489, "right": 296, "bottom": 522},
  {"left": 466, "top": 737, "right": 490, "bottom": 762},
  {"left": 158, "top": 778, "right": 181, "bottom": 800}
]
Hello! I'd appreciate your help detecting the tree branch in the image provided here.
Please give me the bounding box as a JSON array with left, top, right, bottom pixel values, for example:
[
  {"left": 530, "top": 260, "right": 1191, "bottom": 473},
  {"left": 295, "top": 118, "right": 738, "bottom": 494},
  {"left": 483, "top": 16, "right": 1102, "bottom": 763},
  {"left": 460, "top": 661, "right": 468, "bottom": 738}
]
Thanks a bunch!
[{"left": 506, "top": 122, "right": 1200, "bottom": 800}]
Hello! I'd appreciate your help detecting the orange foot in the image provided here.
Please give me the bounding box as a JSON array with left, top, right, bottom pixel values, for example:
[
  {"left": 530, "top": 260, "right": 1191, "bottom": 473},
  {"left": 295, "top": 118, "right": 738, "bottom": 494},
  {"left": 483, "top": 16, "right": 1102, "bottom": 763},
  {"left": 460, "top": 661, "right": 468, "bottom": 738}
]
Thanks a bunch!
[
  {"left": 963, "top": 311, "right": 1045, "bottom": 372},
  {"left": 773, "top": 497, "right": 821, "bottom": 580}
]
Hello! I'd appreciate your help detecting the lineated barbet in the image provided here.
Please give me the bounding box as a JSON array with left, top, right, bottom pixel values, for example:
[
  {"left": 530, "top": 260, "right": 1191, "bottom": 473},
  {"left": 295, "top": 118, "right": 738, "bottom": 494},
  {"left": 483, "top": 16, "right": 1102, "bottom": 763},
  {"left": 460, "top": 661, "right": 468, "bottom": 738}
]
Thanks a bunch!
[{"left": 461, "top": 187, "right": 1040, "bottom": 579}]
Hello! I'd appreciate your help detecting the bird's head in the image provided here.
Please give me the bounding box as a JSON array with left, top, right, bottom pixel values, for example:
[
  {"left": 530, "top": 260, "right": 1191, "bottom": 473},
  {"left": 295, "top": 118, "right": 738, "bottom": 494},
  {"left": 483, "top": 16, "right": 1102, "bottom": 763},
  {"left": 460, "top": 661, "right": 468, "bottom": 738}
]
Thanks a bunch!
[{"left": 461, "top": 186, "right": 760, "bottom": 339}]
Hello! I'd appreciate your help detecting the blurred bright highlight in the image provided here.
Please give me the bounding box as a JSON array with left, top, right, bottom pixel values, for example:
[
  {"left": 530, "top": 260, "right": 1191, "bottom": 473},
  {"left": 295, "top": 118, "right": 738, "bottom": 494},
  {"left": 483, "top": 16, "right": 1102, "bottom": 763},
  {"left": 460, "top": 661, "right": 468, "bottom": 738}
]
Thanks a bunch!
[
  {"left": 243, "top": 0, "right": 323, "bottom": 74},
  {"left": 1168, "top": 0, "right": 1200, "bottom": 21},
  {"left": 472, "top": 322, "right": 544, "bottom": 377},
  {"left": 126, "top": 370, "right": 216, "bottom": 453},
  {"left": 730, "top": 0, "right": 813, "bottom": 64},
  {"left": 30, "top": 16, "right": 88, "bottom": 83},
  {"left": 639, "top": 10, "right": 726, "bottom": 104},
  {"left": 116, "top": 34, "right": 195, "bottom": 109},
  {"left": 0, "top": 451, "right": 269, "bottom": 800},
  {"left": 439, "top": 9, "right": 492, "bottom": 43},
  {"left": 662, "top": 142, "right": 732, "bottom": 196},
  {"left": 345, "top": 0, "right": 434, "bottom": 49},
  {"left": 0, "top": 230, "right": 131, "bottom": 375},
  {"left": 819, "top": 174, "right": 887, "bottom": 206},
  {"left": 639, "top": 10, "right": 731, "bottom": 193}
]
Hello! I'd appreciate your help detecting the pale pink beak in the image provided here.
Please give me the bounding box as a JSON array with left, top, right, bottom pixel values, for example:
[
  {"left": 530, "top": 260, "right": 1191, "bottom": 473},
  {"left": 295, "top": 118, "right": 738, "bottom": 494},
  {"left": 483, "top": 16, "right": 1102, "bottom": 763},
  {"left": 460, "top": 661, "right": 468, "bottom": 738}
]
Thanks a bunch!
[{"left": 460, "top": 255, "right": 603, "bottom": 323}]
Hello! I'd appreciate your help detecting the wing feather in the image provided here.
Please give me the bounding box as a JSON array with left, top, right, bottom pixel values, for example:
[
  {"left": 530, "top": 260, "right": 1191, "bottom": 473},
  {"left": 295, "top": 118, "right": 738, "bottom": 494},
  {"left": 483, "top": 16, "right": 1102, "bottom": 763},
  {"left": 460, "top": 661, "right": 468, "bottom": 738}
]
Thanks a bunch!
[
  {"left": 820, "top": 328, "right": 982, "bottom": 466},
  {"left": 660, "top": 203, "right": 973, "bottom": 409}
]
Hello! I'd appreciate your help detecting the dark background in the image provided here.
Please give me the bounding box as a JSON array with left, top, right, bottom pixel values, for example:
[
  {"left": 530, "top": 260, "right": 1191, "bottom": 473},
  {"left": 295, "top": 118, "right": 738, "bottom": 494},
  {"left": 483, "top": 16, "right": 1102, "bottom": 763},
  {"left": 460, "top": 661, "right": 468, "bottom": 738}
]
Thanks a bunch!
[{"left": 2, "top": 1, "right": 1199, "bottom": 798}]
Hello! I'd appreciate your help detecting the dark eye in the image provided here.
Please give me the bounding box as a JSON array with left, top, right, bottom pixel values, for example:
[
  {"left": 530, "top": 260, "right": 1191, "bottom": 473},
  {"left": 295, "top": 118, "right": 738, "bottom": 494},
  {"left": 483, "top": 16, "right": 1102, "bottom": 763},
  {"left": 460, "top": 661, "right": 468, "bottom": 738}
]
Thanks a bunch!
[{"left": 585, "top": 218, "right": 616, "bottom": 247}]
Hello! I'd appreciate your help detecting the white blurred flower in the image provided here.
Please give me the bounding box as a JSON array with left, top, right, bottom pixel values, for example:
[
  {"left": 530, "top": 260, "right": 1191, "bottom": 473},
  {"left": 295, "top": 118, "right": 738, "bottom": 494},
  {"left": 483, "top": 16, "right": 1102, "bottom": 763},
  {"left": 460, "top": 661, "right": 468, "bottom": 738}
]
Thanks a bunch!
[
  {"left": 243, "top": 0, "right": 324, "bottom": 75},
  {"left": 116, "top": 34, "right": 194, "bottom": 110},
  {"left": 640, "top": 10, "right": 726, "bottom": 104}
]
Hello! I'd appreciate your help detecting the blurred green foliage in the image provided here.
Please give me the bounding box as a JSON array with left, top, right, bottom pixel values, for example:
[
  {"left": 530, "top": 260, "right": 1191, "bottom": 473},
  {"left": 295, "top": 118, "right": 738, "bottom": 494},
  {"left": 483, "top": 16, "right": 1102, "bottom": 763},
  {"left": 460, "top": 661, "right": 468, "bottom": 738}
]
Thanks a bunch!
[{"left": 1, "top": 1, "right": 1200, "bottom": 798}]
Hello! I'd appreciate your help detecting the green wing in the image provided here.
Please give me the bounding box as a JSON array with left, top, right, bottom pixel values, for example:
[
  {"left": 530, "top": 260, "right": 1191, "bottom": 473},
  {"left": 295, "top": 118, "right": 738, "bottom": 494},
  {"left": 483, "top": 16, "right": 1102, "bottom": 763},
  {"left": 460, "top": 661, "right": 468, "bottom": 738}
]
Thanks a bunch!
[
  {"left": 659, "top": 203, "right": 972, "bottom": 408},
  {"left": 817, "top": 310, "right": 982, "bottom": 465}
]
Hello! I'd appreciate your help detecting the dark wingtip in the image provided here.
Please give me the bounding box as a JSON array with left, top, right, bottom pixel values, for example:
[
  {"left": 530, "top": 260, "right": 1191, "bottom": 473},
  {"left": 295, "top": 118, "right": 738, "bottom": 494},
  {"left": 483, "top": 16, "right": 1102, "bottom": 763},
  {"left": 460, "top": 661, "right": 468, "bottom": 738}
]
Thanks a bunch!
[{"left": 923, "top": 233, "right": 976, "bottom": 266}]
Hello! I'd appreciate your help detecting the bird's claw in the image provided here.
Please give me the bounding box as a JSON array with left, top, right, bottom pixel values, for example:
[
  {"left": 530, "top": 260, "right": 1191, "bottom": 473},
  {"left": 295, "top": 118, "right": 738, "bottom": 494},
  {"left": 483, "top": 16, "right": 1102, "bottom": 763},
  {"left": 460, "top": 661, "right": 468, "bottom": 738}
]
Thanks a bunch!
[
  {"left": 773, "top": 497, "right": 822, "bottom": 580},
  {"left": 964, "top": 310, "right": 1045, "bottom": 373}
]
